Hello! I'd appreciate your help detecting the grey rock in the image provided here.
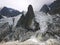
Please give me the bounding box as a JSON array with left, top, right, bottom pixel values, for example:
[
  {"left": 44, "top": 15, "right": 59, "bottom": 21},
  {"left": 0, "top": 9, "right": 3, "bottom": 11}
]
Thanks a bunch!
[
  {"left": 40, "top": 4, "right": 49, "bottom": 14},
  {"left": 16, "top": 13, "right": 25, "bottom": 27},
  {"left": 47, "top": 15, "right": 60, "bottom": 38},
  {"left": 16, "top": 5, "right": 40, "bottom": 31},
  {"left": 3, "top": 27, "right": 35, "bottom": 42},
  {"left": 0, "top": 22, "right": 11, "bottom": 42},
  {"left": 16, "top": 5, "right": 35, "bottom": 29},
  {"left": 0, "top": 15, "right": 3, "bottom": 19},
  {"left": 49, "top": 0, "right": 60, "bottom": 15}
]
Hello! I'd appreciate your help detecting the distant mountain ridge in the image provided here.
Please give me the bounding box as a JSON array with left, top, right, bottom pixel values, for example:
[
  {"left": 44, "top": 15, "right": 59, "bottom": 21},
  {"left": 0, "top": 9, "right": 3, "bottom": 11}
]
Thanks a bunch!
[
  {"left": 0, "top": 7, "right": 21, "bottom": 17},
  {"left": 40, "top": 0, "right": 60, "bottom": 15},
  {"left": 40, "top": 4, "right": 49, "bottom": 14}
]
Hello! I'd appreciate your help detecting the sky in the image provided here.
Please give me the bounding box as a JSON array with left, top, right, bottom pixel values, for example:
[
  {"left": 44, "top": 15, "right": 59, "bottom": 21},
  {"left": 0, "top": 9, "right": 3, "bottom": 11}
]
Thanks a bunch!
[{"left": 0, "top": 0, "right": 55, "bottom": 11}]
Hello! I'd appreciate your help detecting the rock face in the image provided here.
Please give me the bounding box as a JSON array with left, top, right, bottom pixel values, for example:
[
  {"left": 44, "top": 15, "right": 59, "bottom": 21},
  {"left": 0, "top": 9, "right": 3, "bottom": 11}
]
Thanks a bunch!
[
  {"left": 0, "top": 15, "right": 3, "bottom": 19},
  {"left": 40, "top": 4, "right": 49, "bottom": 14},
  {"left": 0, "top": 22, "right": 35, "bottom": 42},
  {"left": 24, "top": 5, "right": 35, "bottom": 29},
  {"left": 16, "top": 13, "right": 25, "bottom": 27},
  {"left": 49, "top": 0, "right": 60, "bottom": 15},
  {"left": 37, "top": 14, "right": 60, "bottom": 41},
  {"left": 40, "top": 0, "right": 60, "bottom": 15},
  {"left": 0, "top": 5, "right": 40, "bottom": 42},
  {"left": 47, "top": 15, "right": 60, "bottom": 37},
  {"left": 0, "top": 7, "right": 21, "bottom": 17},
  {"left": 0, "top": 22, "right": 11, "bottom": 42},
  {"left": 16, "top": 5, "right": 40, "bottom": 31},
  {"left": 40, "top": 0, "right": 60, "bottom": 39},
  {"left": 3, "top": 27, "right": 35, "bottom": 42}
]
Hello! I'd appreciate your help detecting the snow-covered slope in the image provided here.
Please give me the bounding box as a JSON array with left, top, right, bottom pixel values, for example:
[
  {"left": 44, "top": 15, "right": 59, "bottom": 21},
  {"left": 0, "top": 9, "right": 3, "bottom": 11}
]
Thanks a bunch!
[
  {"left": 35, "top": 12, "right": 53, "bottom": 33},
  {"left": 0, "top": 14, "right": 22, "bottom": 27}
]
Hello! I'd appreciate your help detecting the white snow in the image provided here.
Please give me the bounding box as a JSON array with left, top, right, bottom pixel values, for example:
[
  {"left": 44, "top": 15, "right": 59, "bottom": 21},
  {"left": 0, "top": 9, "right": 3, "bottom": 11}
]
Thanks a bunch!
[
  {"left": 0, "top": 14, "right": 22, "bottom": 27},
  {"left": 35, "top": 12, "right": 53, "bottom": 33}
]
